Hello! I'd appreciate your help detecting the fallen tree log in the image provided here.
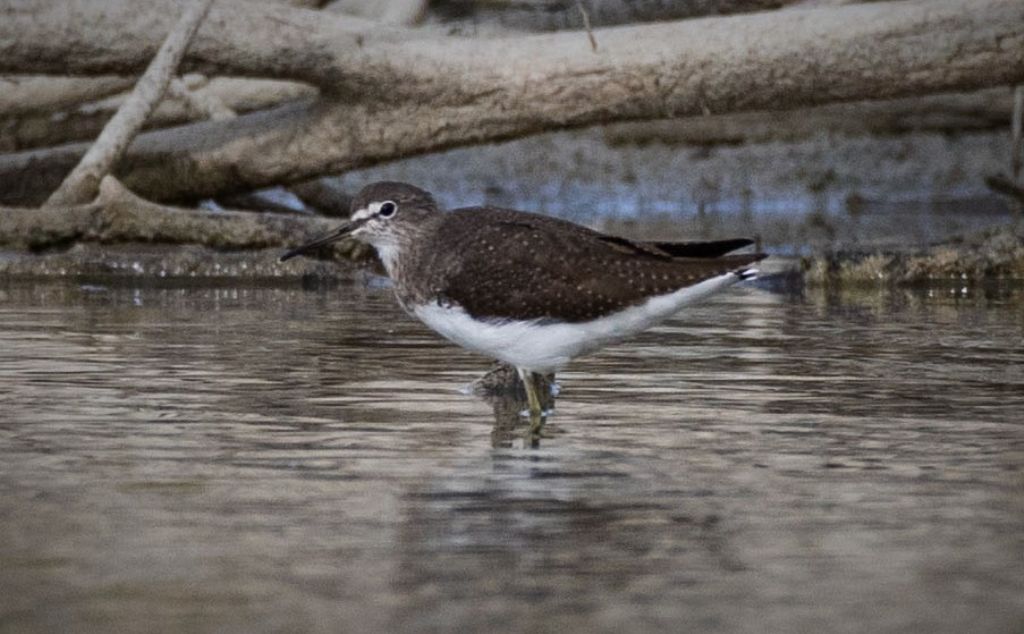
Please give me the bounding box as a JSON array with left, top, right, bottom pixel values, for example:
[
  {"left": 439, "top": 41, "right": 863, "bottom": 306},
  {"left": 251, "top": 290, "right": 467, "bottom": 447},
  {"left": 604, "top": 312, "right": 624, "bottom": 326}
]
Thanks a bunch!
[
  {"left": 0, "top": 176, "right": 369, "bottom": 260},
  {"left": 2, "top": 0, "right": 818, "bottom": 90},
  {"left": 0, "top": 0, "right": 1021, "bottom": 205},
  {"left": 4, "top": 0, "right": 1019, "bottom": 99}
]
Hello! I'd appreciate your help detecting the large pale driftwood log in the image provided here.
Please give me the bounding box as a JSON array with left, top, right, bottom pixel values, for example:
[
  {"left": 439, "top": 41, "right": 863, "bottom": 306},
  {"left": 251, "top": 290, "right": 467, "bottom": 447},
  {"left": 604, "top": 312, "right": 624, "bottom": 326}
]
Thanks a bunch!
[
  {"left": 0, "top": 0, "right": 1021, "bottom": 206},
  {"left": 44, "top": 0, "right": 215, "bottom": 207},
  {"left": 5, "top": 0, "right": 1014, "bottom": 97},
  {"left": 0, "top": 0, "right": 819, "bottom": 99}
]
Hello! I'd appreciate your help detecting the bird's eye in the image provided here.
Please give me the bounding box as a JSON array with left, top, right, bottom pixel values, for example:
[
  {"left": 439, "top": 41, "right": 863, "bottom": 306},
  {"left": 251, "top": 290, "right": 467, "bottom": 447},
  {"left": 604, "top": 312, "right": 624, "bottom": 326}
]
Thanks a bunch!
[{"left": 379, "top": 201, "right": 397, "bottom": 218}]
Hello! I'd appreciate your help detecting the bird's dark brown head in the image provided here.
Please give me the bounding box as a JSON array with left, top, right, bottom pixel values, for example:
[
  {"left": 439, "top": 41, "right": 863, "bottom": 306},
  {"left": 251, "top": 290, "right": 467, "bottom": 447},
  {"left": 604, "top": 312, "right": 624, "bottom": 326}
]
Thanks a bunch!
[
  {"left": 350, "top": 181, "right": 438, "bottom": 215},
  {"left": 280, "top": 181, "right": 439, "bottom": 264}
]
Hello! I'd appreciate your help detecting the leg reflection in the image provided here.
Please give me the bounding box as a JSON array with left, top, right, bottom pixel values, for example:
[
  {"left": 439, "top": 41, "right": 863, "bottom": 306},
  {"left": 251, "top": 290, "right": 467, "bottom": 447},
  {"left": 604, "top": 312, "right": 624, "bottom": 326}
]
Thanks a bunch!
[{"left": 469, "top": 363, "right": 557, "bottom": 448}]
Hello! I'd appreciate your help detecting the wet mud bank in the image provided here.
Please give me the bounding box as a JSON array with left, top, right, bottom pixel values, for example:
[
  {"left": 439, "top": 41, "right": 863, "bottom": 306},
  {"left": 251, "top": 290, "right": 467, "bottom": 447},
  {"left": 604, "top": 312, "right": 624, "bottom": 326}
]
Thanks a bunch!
[
  {"left": 802, "top": 225, "right": 1024, "bottom": 285},
  {"left": 2, "top": 229, "right": 1023, "bottom": 288}
]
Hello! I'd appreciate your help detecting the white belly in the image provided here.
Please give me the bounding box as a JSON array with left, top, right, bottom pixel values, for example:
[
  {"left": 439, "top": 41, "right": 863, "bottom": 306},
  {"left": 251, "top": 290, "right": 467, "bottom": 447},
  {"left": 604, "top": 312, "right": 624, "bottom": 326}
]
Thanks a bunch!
[{"left": 411, "top": 271, "right": 743, "bottom": 373}]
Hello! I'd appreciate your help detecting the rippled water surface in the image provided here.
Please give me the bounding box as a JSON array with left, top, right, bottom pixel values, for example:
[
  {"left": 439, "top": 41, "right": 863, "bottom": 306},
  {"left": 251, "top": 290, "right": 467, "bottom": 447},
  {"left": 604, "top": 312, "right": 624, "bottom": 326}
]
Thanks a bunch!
[{"left": 2, "top": 278, "right": 1023, "bottom": 633}]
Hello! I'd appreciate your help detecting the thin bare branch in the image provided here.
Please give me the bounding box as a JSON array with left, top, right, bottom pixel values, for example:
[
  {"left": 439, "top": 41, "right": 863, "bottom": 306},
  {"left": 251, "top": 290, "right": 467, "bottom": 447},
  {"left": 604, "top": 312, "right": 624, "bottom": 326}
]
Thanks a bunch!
[
  {"left": 575, "top": 0, "right": 598, "bottom": 51},
  {"left": 43, "top": 0, "right": 215, "bottom": 207}
]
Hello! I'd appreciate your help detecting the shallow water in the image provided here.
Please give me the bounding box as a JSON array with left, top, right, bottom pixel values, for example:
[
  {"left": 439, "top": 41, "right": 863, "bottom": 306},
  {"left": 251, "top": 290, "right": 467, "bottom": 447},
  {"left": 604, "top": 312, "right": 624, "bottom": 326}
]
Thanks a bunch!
[{"left": 1, "top": 278, "right": 1022, "bottom": 633}]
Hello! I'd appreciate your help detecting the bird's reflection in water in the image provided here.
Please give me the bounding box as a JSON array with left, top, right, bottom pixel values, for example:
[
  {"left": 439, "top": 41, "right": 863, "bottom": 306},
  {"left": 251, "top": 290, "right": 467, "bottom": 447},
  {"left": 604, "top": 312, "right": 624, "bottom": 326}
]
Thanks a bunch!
[{"left": 468, "top": 363, "right": 559, "bottom": 448}]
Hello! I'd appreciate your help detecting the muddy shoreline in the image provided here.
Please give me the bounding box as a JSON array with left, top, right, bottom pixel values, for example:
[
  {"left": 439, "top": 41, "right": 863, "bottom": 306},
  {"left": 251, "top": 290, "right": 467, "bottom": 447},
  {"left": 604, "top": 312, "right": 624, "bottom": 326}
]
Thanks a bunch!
[{"left": 2, "top": 223, "right": 1022, "bottom": 287}]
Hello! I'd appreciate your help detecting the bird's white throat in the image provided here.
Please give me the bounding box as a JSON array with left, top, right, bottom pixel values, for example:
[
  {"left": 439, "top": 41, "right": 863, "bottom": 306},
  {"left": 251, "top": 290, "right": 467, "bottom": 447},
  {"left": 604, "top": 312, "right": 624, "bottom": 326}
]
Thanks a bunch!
[{"left": 371, "top": 241, "right": 403, "bottom": 276}]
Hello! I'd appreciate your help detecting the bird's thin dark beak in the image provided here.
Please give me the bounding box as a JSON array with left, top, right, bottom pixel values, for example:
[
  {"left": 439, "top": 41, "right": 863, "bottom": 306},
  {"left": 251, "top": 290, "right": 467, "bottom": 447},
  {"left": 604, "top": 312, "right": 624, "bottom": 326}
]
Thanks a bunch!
[{"left": 279, "top": 222, "right": 356, "bottom": 262}]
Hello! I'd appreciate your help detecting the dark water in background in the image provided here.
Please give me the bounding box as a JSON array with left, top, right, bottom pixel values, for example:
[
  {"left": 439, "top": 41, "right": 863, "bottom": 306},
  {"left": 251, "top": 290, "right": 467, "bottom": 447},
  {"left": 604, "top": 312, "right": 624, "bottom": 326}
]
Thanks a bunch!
[
  {"left": 1, "top": 279, "right": 1022, "bottom": 633},
  {"left": 331, "top": 130, "right": 1017, "bottom": 255}
]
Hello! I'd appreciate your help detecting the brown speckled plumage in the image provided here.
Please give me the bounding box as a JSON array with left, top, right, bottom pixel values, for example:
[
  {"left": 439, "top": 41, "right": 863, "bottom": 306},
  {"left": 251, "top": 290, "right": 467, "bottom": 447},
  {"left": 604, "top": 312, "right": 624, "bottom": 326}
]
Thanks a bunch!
[{"left": 341, "top": 184, "right": 767, "bottom": 323}]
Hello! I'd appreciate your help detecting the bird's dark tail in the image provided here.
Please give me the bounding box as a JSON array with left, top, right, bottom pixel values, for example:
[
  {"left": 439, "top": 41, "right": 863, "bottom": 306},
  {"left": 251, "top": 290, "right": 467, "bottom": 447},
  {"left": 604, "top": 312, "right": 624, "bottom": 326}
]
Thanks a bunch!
[
  {"left": 733, "top": 267, "right": 760, "bottom": 281},
  {"left": 716, "top": 253, "right": 768, "bottom": 282}
]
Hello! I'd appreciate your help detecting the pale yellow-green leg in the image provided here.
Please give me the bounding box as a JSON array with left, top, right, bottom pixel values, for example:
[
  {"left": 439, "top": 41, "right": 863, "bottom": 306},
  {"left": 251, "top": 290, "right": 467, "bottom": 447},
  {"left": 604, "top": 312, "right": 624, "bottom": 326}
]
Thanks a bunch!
[{"left": 516, "top": 367, "right": 546, "bottom": 438}]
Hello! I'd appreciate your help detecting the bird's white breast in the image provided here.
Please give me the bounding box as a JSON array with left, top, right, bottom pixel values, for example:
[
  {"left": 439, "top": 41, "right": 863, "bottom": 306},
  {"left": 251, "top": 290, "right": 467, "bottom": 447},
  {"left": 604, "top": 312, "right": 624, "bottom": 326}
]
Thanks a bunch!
[{"left": 412, "top": 271, "right": 745, "bottom": 373}]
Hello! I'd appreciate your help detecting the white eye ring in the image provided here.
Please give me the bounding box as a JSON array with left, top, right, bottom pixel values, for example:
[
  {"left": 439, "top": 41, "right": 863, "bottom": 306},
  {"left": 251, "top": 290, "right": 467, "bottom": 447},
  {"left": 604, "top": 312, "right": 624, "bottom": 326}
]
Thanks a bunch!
[{"left": 379, "top": 201, "right": 397, "bottom": 218}]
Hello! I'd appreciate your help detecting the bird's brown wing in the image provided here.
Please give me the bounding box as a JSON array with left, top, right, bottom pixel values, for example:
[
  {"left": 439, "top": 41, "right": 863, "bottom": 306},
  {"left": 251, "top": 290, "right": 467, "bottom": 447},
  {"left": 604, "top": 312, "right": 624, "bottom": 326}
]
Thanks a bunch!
[{"left": 429, "top": 209, "right": 764, "bottom": 323}]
